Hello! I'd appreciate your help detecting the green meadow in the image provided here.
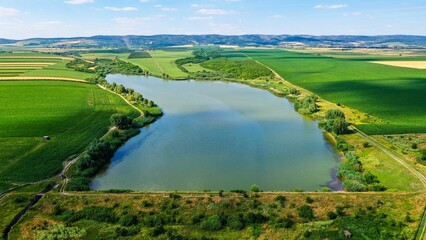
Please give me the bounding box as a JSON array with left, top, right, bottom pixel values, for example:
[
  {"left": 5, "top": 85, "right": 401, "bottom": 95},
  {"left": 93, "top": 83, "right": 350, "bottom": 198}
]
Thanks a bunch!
[
  {"left": 0, "top": 81, "right": 138, "bottom": 192},
  {"left": 243, "top": 49, "right": 426, "bottom": 134}
]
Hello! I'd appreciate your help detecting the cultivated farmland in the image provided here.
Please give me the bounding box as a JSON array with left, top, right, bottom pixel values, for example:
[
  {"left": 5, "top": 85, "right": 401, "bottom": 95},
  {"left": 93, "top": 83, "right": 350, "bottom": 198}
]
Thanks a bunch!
[
  {"left": 242, "top": 49, "right": 426, "bottom": 134},
  {"left": 0, "top": 53, "right": 93, "bottom": 80},
  {"left": 0, "top": 81, "right": 138, "bottom": 192}
]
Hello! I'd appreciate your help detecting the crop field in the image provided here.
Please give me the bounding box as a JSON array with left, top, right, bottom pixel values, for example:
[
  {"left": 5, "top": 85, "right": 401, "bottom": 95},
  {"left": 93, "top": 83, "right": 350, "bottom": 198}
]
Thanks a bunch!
[
  {"left": 182, "top": 63, "right": 212, "bottom": 73},
  {"left": 0, "top": 81, "right": 138, "bottom": 193},
  {"left": 372, "top": 61, "right": 426, "bottom": 69},
  {"left": 0, "top": 53, "right": 93, "bottom": 80},
  {"left": 242, "top": 49, "right": 426, "bottom": 134},
  {"left": 125, "top": 50, "right": 192, "bottom": 78}
]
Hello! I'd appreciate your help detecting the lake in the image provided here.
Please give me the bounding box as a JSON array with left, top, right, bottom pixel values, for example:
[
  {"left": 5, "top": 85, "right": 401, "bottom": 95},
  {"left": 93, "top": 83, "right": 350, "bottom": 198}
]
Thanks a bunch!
[{"left": 91, "top": 75, "right": 341, "bottom": 191}]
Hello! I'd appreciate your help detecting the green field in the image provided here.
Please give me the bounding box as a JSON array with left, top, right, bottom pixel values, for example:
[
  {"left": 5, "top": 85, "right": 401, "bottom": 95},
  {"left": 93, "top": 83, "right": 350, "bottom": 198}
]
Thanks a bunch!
[
  {"left": 243, "top": 49, "right": 426, "bottom": 134},
  {"left": 0, "top": 81, "right": 138, "bottom": 192},
  {"left": 81, "top": 50, "right": 192, "bottom": 79},
  {"left": 0, "top": 53, "right": 93, "bottom": 80}
]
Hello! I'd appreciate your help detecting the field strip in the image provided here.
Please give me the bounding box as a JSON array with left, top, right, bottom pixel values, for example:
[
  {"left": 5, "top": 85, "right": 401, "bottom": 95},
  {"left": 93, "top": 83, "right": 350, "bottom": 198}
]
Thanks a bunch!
[
  {"left": 0, "top": 77, "right": 86, "bottom": 82},
  {"left": 371, "top": 61, "right": 426, "bottom": 69},
  {"left": 152, "top": 57, "right": 164, "bottom": 74},
  {"left": 0, "top": 63, "right": 56, "bottom": 65},
  {"left": 0, "top": 56, "right": 72, "bottom": 60}
]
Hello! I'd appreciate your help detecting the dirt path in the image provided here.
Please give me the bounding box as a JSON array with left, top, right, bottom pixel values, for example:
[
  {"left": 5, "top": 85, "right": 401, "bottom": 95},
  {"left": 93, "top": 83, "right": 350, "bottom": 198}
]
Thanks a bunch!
[
  {"left": 152, "top": 57, "right": 164, "bottom": 74},
  {"left": 97, "top": 84, "right": 144, "bottom": 117},
  {"left": 0, "top": 77, "right": 86, "bottom": 82}
]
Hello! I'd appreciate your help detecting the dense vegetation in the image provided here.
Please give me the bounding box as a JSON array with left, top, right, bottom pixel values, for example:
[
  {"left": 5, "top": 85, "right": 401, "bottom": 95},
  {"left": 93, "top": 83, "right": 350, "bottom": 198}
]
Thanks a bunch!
[
  {"left": 67, "top": 58, "right": 146, "bottom": 76},
  {"left": 175, "top": 48, "right": 273, "bottom": 80},
  {"left": 128, "top": 51, "right": 151, "bottom": 59},
  {"left": 8, "top": 192, "right": 424, "bottom": 239},
  {"left": 244, "top": 49, "right": 426, "bottom": 134},
  {"left": 200, "top": 58, "right": 273, "bottom": 79}
]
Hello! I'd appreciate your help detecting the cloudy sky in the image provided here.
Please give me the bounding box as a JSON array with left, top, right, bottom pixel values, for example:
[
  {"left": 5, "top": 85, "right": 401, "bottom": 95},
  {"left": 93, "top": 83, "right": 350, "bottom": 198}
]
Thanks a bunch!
[{"left": 0, "top": 0, "right": 425, "bottom": 39}]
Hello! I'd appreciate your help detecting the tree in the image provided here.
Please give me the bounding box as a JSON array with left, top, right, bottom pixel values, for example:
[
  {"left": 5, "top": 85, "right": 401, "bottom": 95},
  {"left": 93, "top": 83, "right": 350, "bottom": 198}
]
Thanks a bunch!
[
  {"left": 110, "top": 114, "right": 132, "bottom": 129},
  {"left": 115, "top": 84, "right": 126, "bottom": 94},
  {"left": 250, "top": 184, "right": 260, "bottom": 192},
  {"left": 325, "top": 109, "right": 345, "bottom": 119},
  {"left": 324, "top": 109, "right": 348, "bottom": 135}
]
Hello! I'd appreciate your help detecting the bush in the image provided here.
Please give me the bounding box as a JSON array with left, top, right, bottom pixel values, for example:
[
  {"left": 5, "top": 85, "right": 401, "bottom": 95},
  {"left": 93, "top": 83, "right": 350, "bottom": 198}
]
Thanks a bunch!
[
  {"left": 327, "top": 211, "right": 338, "bottom": 220},
  {"left": 243, "top": 212, "right": 268, "bottom": 225},
  {"left": 275, "top": 195, "right": 287, "bottom": 206},
  {"left": 297, "top": 205, "right": 314, "bottom": 220},
  {"left": 250, "top": 184, "right": 260, "bottom": 192},
  {"left": 200, "top": 215, "right": 223, "bottom": 231},
  {"left": 110, "top": 113, "right": 132, "bottom": 129},
  {"left": 119, "top": 214, "right": 138, "bottom": 226},
  {"left": 62, "top": 206, "right": 116, "bottom": 223},
  {"left": 66, "top": 177, "right": 90, "bottom": 191},
  {"left": 272, "top": 218, "right": 294, "bottom": 229},
  {"left": 305, "top": 196, "right": 314, "bottom": 204},
  {"left": 191, "top": 212, "right": 205, "bottom": 224},
  {"left": 227, "top": 215, "right": 244, "bottom": 230}
]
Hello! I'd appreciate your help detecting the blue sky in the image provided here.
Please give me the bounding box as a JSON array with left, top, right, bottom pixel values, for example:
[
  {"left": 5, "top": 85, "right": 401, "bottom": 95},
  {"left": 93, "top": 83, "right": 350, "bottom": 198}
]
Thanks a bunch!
[{"left": 0, "top": 0, "right": 425, "bottom": 39}]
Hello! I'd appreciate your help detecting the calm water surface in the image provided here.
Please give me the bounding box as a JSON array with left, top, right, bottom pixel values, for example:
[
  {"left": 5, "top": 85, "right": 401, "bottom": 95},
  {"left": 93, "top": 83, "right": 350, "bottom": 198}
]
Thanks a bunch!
[{"left": 91, "top": 75, "right": 341, "bottom": 191}]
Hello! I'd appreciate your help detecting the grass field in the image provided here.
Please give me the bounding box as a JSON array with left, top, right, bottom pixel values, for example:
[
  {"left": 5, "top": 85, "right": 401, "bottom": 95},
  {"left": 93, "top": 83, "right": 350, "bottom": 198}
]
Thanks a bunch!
[
  {"left": 0, "top": 81, "right": 138, "bottom": 192},
  {"left": 243, "top": 49, "right": 426, "bottom": 134}
]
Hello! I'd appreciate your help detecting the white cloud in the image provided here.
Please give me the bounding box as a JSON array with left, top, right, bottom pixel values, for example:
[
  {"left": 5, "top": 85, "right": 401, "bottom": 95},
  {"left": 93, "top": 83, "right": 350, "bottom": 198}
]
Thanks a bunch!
[
  {"left": 65, "top": 0, "right": 94, "bottom": 5},
  {"left": 154, "top": 4, "right": 162, "bottom": 8},
  {"left": 0, "top": 7, "right": 19, "bottom": 16},
  {"left": 139, "top": 0, "right": 150, "bottom": 2},
  {"left": 197, "top": 9, "right": 236, "bottom": 15},
  {"left": 105, "top": 6, "right": 138, "bottom": 11},
  {"left": 270, "top": 14, "right": 283, "bottom": 18},
  {"left": 314, "top": 4, "right": 347, "bottom": 9},
  {"left": 186, "top": 16, "right": 213, "bottom": 21},
  {"left": 343, "top": 11, "right": 362, "bottom": 16},
  {"left": 161, "top": 7, "right": 177, "bottom": 12}
]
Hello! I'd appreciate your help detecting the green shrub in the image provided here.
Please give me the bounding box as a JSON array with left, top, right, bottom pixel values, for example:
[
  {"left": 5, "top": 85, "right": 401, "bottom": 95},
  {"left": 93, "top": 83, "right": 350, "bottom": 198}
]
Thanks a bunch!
[
  {"left": 119, "top": 214, "right": 138, "bottom": 226},
  {"left": 327, "top": 211, "right": 338, "bottom": 220},
  {"left": 227, "top": 215, "right": 244, "bottom": 230},
  {"left": 297, "top": 205, "right": 314, "bottom": 220},
  {"left": 200, "top": 215, "right": 223, "bottom": 231},
  {"left": 275, "top": 195, "right": 287, "bottom": 206},
  {"left": 250, "top": 184, "right": 260, "bottom": 192}
]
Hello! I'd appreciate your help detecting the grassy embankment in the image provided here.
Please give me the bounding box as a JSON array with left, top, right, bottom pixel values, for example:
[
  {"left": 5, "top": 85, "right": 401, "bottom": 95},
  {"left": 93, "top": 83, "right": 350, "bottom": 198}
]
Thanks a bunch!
[
  {"left": 1, "top": 191, "right": 424, "bottom": 239},
  {"left": 242, "top": 49, "right": 426, "bottom": 135}
]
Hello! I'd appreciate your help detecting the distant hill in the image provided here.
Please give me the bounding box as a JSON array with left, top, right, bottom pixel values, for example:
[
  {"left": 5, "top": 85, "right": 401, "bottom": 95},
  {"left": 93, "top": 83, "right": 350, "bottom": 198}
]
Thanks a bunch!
[{"left": 1, "top": 35, "right": 426, "bottom": 49}]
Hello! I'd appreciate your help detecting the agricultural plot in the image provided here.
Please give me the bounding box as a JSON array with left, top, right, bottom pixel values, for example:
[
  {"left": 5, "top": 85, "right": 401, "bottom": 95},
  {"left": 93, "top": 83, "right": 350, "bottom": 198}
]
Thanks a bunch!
[
  {"left": 243, "top": 49, "right": 426, "bottom": 134},
  {"left": 0, "top": 53, "right": 92, "bottom": 80},
  {"left": 123, "top": 50, "right": 192, "bottom": 79},
  {"left": 0, "top": 81, "right": 138, "bottom": 192}
]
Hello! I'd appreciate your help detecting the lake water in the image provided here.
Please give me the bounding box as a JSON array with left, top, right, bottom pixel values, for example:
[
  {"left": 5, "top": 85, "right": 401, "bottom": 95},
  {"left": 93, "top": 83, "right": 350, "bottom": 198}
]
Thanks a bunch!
[{"left": 91, "top": 75, "right": 341, "bottom": 191}]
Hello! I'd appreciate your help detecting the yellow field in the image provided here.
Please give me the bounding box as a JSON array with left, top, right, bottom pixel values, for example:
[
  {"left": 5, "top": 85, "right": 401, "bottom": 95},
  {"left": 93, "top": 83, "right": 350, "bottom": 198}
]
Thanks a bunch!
[{"left": 372, "top": 61, "right": 426, "bottom": 69}]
